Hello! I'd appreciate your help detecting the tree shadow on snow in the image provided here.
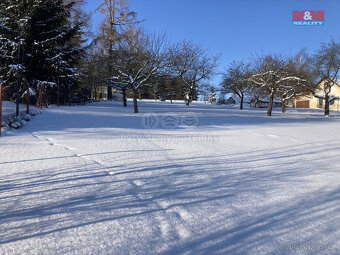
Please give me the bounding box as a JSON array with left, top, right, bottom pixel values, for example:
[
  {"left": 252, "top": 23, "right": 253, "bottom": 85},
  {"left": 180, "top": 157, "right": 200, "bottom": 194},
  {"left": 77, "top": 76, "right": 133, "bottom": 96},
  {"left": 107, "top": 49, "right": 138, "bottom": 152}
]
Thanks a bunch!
[{"left": 0, "top": 140, "right": 339, "bottom": 254}]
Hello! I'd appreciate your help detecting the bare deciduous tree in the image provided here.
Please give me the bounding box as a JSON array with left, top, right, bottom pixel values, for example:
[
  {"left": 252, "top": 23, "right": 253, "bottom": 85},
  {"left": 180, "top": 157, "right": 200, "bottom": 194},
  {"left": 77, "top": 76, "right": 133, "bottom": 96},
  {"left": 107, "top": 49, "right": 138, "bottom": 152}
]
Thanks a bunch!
[
  {"left": 113, "top": 29, "right": 170, "bottom": 113},
  {"left": 249, "top": 54, "right": 305, "bottom": 116},
  {"left": 108, "top": 79, "right": 129, "bottom": 106},
  {"left": 171, "top": 40, "right": 219, "bottom": 105},
  {"left": 311, "top": 39, "right": 340, "bottom": 116},
  {"left": 277, "top": 50, "right": 313, "bottom": 113},
  {"left": 221, "top": 60, "right": 251, "bottom": 110}
]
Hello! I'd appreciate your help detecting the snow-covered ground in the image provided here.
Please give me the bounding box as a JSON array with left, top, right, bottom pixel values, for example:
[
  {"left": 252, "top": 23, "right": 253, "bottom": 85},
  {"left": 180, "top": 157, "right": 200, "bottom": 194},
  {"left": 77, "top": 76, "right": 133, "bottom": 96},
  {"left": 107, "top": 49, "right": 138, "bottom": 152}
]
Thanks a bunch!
[{"left": 0, "top": 100, "right": 339, "bottom": 255}]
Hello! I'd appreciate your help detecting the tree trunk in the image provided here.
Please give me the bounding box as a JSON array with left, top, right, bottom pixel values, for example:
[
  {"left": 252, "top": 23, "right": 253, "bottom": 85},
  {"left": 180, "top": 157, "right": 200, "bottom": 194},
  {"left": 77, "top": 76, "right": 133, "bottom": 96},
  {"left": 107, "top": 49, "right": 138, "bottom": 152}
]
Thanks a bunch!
[
  {"left": 132, "top": 89, "right": 138, "bottom": 113},
  {"left": 89, "top": 85, "right": 93, "bottom": 103},
  {"left": 122, "top": 89, "right": 127, "bottom": 107},
  {"left": 57, "top": 83, "right": 60, "bottom": 107},
  {"left": 42, "top": 88, "right": 48, "bottom": 108},
  {"left": 185, "top": 92, "right": 190, "bottom": 106},
  {"left": 26, "top": 83, "right": 30, "bottom": 114},
  {"left": 107, "top": 86, "right": 112, "bottom": 100},
  {"left": 281, "top": 99, "right": 286, "bottom": 113},
  {"left": 38, "top": 85, "right": 43, "bottom": 109},
  {"left": 240, "top": 94, "right": 244, "bottom": 110},
  {"left": 69, "top": 87, "right": 71, "bottom": 106},
  {"left": 15, "top": 78, "right": 21, "bottom": 117},
  {"left": 325, "top": 95, "right": 330, "bottom": 116},
  {"left": 15, "top": 95, "right": 20, "bottom": 117},
  {"left": 267, "top": 92, "right": 275, "bottom": 116}
]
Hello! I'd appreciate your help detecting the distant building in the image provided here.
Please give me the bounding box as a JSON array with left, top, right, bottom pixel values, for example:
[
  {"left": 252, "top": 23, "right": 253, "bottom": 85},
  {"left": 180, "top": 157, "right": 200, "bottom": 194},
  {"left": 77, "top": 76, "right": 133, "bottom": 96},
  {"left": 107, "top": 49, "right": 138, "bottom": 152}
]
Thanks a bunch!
[
  {"left": 225, "top": 96, "right": 251, "bottom": 105},
  {"left": 225, "top": 97, "right": 236, "bottom": 105},
  {"left": 250, "top": 98, "right": 282, "bottom": 108}
]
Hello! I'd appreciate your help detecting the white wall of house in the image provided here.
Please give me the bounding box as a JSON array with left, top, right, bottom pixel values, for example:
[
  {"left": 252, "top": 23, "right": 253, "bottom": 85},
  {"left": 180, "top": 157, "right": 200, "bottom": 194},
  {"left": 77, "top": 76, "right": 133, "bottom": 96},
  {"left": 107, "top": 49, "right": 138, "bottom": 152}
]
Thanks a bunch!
[{"left": 294, "top": 82, "right": 340, "bottom": 109}]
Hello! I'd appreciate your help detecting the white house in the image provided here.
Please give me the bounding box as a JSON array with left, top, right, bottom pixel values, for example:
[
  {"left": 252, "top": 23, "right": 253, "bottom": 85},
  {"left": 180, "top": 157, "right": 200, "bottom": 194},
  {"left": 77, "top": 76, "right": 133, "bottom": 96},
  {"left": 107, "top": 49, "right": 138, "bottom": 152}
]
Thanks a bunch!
[{"left": 294, "top": 81, "right": 340, "bottom": 109}]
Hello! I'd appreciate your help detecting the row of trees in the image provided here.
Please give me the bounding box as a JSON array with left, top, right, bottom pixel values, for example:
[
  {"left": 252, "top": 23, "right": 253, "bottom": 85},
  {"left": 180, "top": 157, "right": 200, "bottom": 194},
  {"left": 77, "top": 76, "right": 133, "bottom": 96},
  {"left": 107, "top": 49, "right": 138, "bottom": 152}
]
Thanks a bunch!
[
  {"left": 1, "top": 0, "right": 219, "bottom": 115},
  {"left": 221, "top": 40, "right": 340, "bottom": 116},
  {"left": 79, "top": 0, "right": 219, "bottom": 113}
]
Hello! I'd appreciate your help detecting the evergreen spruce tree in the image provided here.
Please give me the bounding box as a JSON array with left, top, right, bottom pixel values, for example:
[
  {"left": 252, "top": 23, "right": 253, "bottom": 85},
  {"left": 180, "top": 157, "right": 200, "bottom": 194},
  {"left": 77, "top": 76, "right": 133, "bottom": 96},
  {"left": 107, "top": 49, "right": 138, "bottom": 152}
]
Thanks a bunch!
[
  {"left": 0, "top": 0, "right": 84, "bottom": 113},
  {"left": 29, "top": 0, "right": 83, "bottom": 105},
  {"left": 0, "top": 0, "right": 34, "bottom": 115}
]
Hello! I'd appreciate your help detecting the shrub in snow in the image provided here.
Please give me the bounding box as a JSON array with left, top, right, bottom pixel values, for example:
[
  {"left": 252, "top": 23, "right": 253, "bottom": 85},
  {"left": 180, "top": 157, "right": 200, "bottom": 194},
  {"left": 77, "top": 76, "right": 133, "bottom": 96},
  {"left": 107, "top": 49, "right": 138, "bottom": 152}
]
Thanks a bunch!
[
  {"left": 4, "top": 108, "right": 42, "bottom": 130},
  {"left": 29, "top": 109, "right": 42, "bottom": 116},
  {"left": 22, "top": 113, "right": 31, "bottom": 121},
  {"left": 6, "top": 116, "right": 23, "bottom": 129}
]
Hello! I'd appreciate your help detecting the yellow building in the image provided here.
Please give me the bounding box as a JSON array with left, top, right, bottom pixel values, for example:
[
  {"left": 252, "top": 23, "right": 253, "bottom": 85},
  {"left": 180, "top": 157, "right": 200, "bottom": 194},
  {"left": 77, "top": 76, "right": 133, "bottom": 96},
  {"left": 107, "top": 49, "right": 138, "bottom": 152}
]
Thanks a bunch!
[{"left": 294, "top": 81, "right": 340, "bottom": 110}]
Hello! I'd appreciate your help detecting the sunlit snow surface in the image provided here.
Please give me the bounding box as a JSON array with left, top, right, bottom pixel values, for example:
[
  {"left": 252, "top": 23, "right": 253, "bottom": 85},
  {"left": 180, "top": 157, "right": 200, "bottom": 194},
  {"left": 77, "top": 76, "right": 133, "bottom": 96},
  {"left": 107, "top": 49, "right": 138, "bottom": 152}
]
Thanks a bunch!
[{"left": 0, "top": 100, "right": 339, "bottom": 255}]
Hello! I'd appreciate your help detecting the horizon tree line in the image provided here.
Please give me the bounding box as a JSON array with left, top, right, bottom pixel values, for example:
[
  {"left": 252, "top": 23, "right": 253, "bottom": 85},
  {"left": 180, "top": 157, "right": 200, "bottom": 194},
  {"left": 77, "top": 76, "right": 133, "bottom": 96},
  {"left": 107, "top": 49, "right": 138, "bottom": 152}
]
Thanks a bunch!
[{"left": 220, "top": 39, "right": 340, "bottom": 116}]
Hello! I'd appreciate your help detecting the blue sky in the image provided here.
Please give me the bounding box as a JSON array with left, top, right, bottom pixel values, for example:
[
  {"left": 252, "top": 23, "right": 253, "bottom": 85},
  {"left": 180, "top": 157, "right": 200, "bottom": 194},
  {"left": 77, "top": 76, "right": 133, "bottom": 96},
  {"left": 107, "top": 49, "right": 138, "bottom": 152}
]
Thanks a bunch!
[{"left": 85, "top": 0, "right": 340, "bottom": 86}]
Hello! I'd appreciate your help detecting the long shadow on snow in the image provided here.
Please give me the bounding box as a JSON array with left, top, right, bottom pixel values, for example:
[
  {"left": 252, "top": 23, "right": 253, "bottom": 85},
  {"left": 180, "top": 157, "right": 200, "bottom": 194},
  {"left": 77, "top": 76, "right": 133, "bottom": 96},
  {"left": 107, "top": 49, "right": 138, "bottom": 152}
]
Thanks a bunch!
[{"left": 0, "top": 141, "right": 339, "bottom": 254}]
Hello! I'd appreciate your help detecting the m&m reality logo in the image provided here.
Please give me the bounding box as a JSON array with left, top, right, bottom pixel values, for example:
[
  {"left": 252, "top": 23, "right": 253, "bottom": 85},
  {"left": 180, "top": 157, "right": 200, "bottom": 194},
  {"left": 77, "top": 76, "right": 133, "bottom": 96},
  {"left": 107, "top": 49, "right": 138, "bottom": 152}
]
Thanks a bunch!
[{"left": 292, "top": 11, "right": 324, "bottom": 26}]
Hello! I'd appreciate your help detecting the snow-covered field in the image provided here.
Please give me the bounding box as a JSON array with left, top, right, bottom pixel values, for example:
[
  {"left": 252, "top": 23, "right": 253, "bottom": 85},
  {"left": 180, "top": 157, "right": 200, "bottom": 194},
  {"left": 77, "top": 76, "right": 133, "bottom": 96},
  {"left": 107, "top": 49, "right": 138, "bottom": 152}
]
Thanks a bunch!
[{"left": 0, "top": 100, "right": 339, "bottom": 255}]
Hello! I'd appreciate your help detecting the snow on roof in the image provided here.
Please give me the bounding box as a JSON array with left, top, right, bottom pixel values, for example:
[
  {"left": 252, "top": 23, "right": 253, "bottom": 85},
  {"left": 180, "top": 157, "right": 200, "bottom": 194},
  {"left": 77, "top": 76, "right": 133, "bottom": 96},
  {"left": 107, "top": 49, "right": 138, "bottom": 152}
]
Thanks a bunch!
[
  {"left": 256, "top": 97, "right": 281, "bottom": 103},
  {"left": 231, "top": 96, "right": 251, "bottom": 104}
]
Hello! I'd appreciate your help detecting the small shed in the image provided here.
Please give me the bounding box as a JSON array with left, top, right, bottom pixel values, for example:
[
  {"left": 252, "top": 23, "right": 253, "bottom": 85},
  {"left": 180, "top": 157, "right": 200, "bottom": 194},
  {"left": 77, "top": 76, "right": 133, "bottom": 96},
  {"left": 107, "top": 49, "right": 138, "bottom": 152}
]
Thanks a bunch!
[
  {"left": 225, "top": 97, "right": 236, "bottom": 105},
  {"left": 250, "top": 98, "right": 282, "bottom": 108}
]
